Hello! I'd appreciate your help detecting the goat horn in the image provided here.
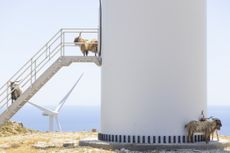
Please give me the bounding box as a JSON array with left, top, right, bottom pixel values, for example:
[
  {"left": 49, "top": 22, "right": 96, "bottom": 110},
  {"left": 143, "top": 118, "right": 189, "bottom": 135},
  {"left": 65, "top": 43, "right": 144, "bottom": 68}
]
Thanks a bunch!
[{"left": 208, "top": 116, "right": 214, "bottom": 119}]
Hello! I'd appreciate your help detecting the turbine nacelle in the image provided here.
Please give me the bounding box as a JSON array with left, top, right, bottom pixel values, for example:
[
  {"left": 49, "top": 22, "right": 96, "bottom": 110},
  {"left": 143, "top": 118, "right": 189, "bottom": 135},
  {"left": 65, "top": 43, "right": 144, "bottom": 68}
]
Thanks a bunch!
[{"left": 42, "top": 112, "right": 58, "bottom": 116}]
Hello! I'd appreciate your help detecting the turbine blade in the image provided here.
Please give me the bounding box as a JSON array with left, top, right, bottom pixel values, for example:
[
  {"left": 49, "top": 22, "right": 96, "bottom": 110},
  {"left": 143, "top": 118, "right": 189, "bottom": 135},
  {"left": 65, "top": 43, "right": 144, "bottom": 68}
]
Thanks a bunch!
[
  {"left": 28, "top": 101, "right": 55, "bottom": 114},
  {"left": 55, "top": 73, "right": 84, "bottom": 112}
]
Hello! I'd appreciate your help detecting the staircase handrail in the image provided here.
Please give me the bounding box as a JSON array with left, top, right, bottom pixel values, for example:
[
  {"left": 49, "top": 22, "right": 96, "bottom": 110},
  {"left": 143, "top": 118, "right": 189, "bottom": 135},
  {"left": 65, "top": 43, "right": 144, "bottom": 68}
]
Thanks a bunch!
[{"left": 0, "top": 28, "right": 98, "bottom": 111}]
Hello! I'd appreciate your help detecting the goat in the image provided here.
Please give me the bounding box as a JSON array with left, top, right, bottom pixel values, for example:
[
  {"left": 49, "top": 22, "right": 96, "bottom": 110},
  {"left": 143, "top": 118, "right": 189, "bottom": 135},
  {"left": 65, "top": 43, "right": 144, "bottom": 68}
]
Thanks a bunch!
[
  {"left": 74, "top": 33, "right": 88, "bottom": 56},
  {"left": 207, "top": 118, "right": 222, "bottom": 142},
  {"left": 9, "top": 81, "right": 22, "bottom": 103},
  {"left": 185, "top": 118, "right": 222, "bottom": 144},
  {"left": 74, "top": 32, "right": 98, "bottom": 56},
  {"left": 199, "top": 111, "right": 220, "bottom": 141}
]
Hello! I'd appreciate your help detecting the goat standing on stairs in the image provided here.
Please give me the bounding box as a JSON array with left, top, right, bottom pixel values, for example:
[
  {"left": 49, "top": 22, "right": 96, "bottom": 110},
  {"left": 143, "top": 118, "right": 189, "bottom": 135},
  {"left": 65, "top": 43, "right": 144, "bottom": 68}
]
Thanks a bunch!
[{"left": 9, "top": 81, "right": 22, "bottom": 104}]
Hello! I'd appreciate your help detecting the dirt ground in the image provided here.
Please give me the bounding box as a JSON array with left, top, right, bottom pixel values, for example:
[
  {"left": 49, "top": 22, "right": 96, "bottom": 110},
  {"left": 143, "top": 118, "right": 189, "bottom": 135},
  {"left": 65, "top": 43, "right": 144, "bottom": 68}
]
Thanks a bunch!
[
  {"left": 0, "top": 131, "right": 114, "bottom": 153},
  {"left": 0, "top": 122, "right": 229, "bottom": 153},
  {"left": 0, "top": 132, "right": 229, "bottom": 153}
]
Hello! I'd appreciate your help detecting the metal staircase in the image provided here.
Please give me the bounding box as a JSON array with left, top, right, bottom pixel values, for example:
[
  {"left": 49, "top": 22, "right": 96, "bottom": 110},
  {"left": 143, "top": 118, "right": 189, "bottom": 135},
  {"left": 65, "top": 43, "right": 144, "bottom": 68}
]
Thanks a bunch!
[{"left": 0, "top": 28, "right": 101, "bottom": 125}]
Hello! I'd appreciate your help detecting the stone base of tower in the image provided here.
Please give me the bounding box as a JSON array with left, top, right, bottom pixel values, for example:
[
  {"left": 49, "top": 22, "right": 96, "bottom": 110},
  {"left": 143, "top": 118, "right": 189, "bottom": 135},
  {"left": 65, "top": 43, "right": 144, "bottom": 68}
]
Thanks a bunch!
[{"left": 79, "top": 136, "right": 230, "bottom": 151}]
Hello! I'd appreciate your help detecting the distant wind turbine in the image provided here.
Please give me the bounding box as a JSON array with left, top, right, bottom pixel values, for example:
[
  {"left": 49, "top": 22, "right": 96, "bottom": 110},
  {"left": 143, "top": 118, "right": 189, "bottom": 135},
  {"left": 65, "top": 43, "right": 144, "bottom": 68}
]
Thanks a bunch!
[{"left": 28, "top": 73, "right": 84, "bottom": 132}]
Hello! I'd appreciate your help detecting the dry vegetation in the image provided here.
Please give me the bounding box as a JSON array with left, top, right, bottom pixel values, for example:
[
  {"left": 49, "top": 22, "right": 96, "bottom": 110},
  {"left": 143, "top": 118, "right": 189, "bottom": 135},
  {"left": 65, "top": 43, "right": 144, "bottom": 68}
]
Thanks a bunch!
[
  {"left": 0, "top": 132, "right": 114, "bottom": 153},
  {"left": 0, "top": 121, "right": 229, "bottom": 153},
  {"left": 0, "top": 121, "right": 33, "bottom": 137},
  {"left": 0, "top": 121, "right": 113, "bottom": 153}
]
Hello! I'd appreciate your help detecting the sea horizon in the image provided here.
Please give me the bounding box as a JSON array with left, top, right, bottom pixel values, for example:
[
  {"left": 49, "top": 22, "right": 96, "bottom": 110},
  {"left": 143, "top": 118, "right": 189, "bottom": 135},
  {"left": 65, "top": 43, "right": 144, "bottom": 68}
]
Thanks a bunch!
[{"left": 12, "top": 104, "right": 230, "bottom": 136}]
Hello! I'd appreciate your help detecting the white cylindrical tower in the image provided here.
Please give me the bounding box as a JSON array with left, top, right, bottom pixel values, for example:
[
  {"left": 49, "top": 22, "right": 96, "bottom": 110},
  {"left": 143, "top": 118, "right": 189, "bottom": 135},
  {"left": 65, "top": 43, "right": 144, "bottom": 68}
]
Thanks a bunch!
[{"left": 100, "top": 0, "right": 206, "bottom": 144}]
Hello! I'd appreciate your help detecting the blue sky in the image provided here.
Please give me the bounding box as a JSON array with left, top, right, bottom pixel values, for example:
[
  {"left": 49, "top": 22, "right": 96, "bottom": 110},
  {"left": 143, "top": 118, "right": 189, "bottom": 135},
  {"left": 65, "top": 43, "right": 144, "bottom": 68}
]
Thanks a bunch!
[
  {"left": 207, "top": 0, "right": 230, "bottom": 106},
  {"left": 0, "top": 0, "right": 100, "bottom": 107},
  {"left": 0, "top": 0, "right": 229, "bottom": 106}
]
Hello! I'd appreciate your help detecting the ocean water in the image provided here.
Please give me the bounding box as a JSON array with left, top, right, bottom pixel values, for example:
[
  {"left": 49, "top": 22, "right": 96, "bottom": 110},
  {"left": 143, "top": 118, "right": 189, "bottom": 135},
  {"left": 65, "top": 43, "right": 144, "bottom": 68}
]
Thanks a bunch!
[
  {"left": 208, "top": 105, "right": 230, "bottom": 135},
  {"left": 12, "top": 105, "right": 100, "bottom": 132},
  {"left": 12, "top": 105, "right": 230, "bottom": 135}
]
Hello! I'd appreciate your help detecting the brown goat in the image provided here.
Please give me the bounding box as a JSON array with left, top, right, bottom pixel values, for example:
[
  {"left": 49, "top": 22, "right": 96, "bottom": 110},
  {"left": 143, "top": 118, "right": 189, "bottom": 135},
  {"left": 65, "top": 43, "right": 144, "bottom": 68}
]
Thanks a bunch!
[
  {"left": 199, "top": 111, "right": 220, "bottom": 141},
  {"left": 74, "top": 33, "right": 98, "bottom": 56},
  {"left": 9, "top": 81, "right": 22, "bottom": 103},
  {"left": 185, "top": 118, "right": 222, "bottom": 144}
]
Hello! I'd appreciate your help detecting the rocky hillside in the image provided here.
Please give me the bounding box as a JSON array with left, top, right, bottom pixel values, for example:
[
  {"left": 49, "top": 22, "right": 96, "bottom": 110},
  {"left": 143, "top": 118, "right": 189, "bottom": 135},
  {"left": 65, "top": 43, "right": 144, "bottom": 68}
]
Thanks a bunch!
[{"left": 0, "top": 121, "right": 33, "bottom": 137}]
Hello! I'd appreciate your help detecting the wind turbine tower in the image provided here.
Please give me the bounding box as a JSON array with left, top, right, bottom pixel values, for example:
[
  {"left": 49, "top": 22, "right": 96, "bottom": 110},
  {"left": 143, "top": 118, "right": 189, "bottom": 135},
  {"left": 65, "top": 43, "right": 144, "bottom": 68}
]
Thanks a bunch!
[
  {"left": 99, "top": 0, "right": 206, "bottom": 144},
  {"left": 29, "top": 73, "right": 84, "bottom": 131}
]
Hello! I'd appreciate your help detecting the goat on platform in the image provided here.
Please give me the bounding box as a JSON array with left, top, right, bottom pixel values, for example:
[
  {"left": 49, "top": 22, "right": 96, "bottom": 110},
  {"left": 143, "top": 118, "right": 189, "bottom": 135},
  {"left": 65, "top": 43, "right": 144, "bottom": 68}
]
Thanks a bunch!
[{"left": 74, "top": 32, "right": 98, "bottom": 56}]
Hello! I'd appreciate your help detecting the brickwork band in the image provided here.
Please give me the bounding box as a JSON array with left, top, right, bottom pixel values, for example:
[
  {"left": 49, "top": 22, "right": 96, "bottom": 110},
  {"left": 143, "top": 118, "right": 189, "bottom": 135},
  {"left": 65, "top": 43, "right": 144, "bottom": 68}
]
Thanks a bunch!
[{"left": 98, "top": 133, "right": 205, "bottom": 144}]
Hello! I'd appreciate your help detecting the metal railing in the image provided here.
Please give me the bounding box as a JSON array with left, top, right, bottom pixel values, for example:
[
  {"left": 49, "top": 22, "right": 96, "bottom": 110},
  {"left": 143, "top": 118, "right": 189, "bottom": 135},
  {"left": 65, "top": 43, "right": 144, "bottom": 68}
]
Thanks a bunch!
[{"left": 0, "top": 28, "right": 99, "bottom": 112}]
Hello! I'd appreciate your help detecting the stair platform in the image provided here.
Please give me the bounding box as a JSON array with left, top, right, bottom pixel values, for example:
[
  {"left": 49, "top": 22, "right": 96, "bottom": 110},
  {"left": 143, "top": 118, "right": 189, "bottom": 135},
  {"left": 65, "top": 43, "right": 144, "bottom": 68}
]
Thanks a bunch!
[{"left": 60, "top": 56, "right": 102, "bottom": 66}]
